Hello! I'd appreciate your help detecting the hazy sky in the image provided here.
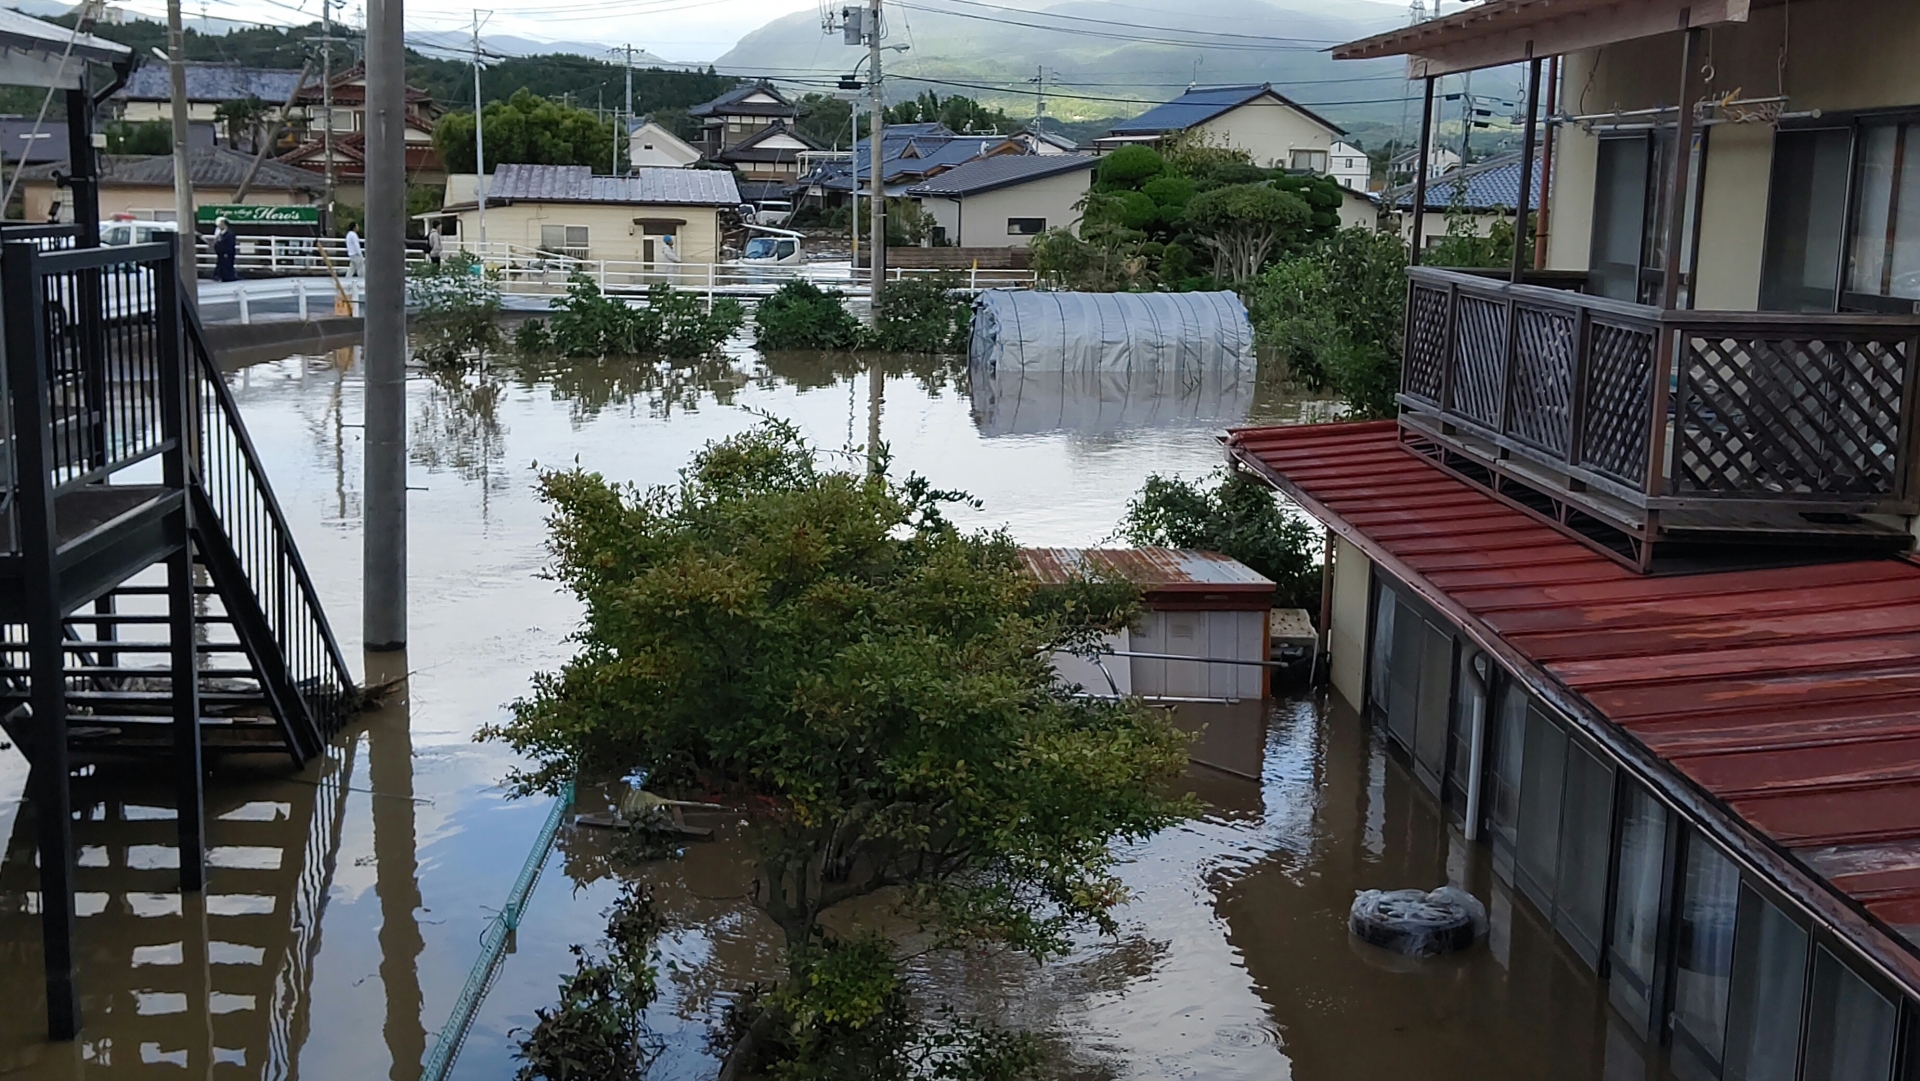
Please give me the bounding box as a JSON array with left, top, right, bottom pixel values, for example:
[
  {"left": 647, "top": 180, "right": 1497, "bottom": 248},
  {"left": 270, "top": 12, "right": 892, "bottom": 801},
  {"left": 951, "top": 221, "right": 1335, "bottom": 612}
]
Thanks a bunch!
[{"left": 103, "top": 0, "right": 827, "bottom": 62}]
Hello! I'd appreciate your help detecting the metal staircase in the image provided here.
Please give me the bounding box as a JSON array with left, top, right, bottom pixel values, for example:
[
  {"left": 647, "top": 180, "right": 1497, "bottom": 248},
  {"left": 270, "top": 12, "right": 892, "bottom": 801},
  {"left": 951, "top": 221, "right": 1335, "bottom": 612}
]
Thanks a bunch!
[{"left": 0, "top": 226, "right": 356, "bottom": 1039}]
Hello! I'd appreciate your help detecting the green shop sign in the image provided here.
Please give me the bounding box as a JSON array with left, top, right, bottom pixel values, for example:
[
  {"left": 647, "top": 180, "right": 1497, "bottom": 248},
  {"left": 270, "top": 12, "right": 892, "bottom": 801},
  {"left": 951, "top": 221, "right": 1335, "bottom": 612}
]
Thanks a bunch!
[{"left": 196, "top": 204, "right": 321, "bottom": 225}]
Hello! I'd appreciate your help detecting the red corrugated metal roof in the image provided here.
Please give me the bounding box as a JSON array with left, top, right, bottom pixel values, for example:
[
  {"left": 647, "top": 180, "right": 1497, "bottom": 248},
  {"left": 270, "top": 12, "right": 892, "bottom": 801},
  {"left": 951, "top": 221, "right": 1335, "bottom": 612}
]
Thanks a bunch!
[{"left": 1227, "top": 419, "right": 1920, "bottom": 973}]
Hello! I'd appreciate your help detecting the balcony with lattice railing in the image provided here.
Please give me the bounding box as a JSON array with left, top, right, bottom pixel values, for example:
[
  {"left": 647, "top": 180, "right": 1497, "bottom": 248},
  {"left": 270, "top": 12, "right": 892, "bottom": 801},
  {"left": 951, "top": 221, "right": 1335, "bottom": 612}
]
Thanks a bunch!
[{"left": 1396, "top": 266, "right": 1920, "bottom": 571}]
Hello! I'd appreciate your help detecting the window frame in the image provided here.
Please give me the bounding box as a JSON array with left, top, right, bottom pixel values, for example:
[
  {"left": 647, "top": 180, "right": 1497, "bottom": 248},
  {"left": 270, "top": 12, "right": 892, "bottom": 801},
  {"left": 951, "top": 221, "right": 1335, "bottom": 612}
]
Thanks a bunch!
[
  {"left": 1768, "top": 104, "right": 1920, "bottom": 314},
  {"left": 1006, "top": 216, "right": 1046, "bottom": 235}
]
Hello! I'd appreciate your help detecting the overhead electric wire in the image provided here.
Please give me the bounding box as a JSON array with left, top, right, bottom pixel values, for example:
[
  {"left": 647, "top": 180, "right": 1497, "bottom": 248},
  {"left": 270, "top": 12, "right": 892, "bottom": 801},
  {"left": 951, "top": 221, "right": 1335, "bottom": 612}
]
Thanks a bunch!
[{"left": 904, "top": 0, "right": 1342, "bottom": 46}]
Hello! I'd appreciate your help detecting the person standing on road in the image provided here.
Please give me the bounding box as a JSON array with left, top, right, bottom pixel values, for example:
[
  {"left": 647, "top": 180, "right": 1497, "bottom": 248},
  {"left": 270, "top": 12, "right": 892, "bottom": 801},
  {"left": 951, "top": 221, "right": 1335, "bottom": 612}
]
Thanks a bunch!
[
  {"left": 345, "top": 225, "right": 364, "bottom": 277},
  {"left": 213, "top": 217, "right": 239, "bottom": 282},
  {"left": 427, "top": 226, "right": 443, "bottom": 268}
]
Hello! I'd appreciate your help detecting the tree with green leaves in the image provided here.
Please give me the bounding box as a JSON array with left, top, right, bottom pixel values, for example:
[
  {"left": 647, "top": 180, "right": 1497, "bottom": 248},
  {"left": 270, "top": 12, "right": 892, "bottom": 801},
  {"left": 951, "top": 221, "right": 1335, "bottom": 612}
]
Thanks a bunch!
[
  {"left": 1118, "top": 468, "right": 1322, "bottom": 614},
  {"left": 434, "top": 89, "right": 615, "bottom": 174},
  {"left": 882, "top": 91, "right": 1014, "bottom": 134},
  {"left": 1183, "top": 182, "right": 1312, "bottom": 284},
  {"left": 214, "top": 96, "right": 274, "bottom": 153},
  {"left": 1246, "top": 227, "right": 1408, "bottom": 418},
  {"left": 104, "top": 120, "right": 171, "bottom": 155},
  {"left": 483, "top": 421, "right": 1191, "bottom": 1078}
]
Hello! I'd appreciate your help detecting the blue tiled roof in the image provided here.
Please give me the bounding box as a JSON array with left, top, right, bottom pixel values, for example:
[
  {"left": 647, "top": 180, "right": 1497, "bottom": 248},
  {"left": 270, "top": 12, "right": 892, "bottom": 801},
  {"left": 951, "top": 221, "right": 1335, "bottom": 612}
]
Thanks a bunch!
[
  {"left": 1104, "top": 83, "right": 1344, "bottom": 137},
  {"left": 1385, "top": 151, "right": 1545, "bottom": 212},
  {"left": 120, "top": 63, "right": 308, "bottom": 103}
]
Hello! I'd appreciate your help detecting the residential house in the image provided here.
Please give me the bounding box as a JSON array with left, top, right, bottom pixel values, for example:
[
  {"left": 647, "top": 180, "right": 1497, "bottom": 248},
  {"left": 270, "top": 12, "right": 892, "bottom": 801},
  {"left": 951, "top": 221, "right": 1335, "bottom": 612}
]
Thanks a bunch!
[
  {"left": 1227, "top": 4, "right": 1920, "bottom": 1081},
  {"left": 1386, "top": 144, "right": 1461, "bottom": 184},
  {"left": 1014, "top": 128, "right": 1079, "bottom": 155},
  {"left": 801, "top": 124, "right": 1030, "bottom": 205},
  {"left": 110, "top": 62, "right": 307, "bottom": 149},
  {"left": 0, "top": 113, "right": 88, "bottom": 165},
  {"left": 437, "top": 162, "right": 739, "bottom": 266},
  {"left": 687, "top": 80, "right": 797, "bottom": 160},
  {"left": 1093, "top": 83, "right": 1344, "bottom": 172},
  {"left": 278, "top": 64, "right": 445, "bottom": 199},
  {"left": 1328, "top": 139, "right": 1370, "bottom": 191},
  {"left": 627, "top": 118, "right": 701, "bottom": 169},
  {"left": 908, "top": 154, "right": 1096, "bottom": 247},
  {"left": 712, "top": 120, "right": 821, "bottom": 203},
  {"left": 19, "top": 146, "right": 324, "bottom": 224},
  {"left": 1381, "top": 149, "right": 1544, "bottom": 250}
]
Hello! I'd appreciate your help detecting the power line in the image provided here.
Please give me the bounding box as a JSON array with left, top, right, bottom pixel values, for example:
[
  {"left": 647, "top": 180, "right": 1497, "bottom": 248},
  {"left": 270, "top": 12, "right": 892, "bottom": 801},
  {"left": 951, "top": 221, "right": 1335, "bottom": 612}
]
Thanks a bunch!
[{"left": 903, "top": 0, "right": 1344, "bottom": 46}]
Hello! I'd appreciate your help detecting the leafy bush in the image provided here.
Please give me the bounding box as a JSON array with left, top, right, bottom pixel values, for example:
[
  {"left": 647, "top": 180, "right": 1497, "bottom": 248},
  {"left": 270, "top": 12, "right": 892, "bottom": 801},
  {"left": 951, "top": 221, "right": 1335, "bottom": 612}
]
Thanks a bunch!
[
  {"left": 407, "top": 251, "right": 502, "bottom": 368},
  {"left": 1184, "top": 183, "right": 1312, "bottom": 284},
  {"left": 869, "top": 276, "right": 971, "bottom": 353},
  {"left": 483, "top": 420, "right": 1189, "bottom": 1075},
  {"left": 1118, "top": 468, "right": 1323, "bottom": 614},
  {"left": 1246, "top": 228, "right": 1407, "bottom": 417},
  {"left": 537, "top": 276, "right": 744, "bottom": 359},
  {"left": 515, "top": 317, "right": 553, "bottom": 353},
  {"left": 1095, "top": 145, "right": 1166, "bottom": 188},
  {"left": 753, "top": 280, "right": 865, "bottom": 351},
  {"left": 515, "top": 883, "right": 663, "bottom": 1081}
]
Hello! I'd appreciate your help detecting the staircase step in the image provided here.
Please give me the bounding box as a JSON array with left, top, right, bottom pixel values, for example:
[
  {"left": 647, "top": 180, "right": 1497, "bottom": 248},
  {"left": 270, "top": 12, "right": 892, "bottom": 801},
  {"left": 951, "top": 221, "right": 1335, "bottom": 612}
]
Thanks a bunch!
[
  {"left": 49, "top": 641, "right": 248, "bottom": 653},
  {"left": 60, "top": 613, "right": 234, "bottom": 626},
  {"left": 102, "top": 585, "right": 223, "bottom": 596},
  {"left": 60, "top": 666, "right": 261, "bottom": 680}
]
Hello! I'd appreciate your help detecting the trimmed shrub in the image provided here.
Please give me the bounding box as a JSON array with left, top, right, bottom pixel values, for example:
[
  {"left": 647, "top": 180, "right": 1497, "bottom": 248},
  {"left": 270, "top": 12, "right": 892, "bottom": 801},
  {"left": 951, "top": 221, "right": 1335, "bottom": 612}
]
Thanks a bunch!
[{"left": 753, "top": 280, "right": 865, "bottom": 351}]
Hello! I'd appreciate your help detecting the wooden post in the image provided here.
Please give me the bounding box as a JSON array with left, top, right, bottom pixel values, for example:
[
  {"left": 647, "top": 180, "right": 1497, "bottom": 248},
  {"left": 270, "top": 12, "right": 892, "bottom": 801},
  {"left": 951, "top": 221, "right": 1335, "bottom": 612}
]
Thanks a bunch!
[
  {"left": 1512, "top": 58, "right": 1542, "bottom": 285},
  {"left": 1535, "top": 56, "right": 1559, "bottom": 271},
  {"left": 6, "top": 242, "right": 80, "bottom": 1039},
  {"left": 156, "top": 248, "right": 206, "bottom": 892},
  {"left": 1410, "top": 76, "right": 1437, "bottom": 266}
]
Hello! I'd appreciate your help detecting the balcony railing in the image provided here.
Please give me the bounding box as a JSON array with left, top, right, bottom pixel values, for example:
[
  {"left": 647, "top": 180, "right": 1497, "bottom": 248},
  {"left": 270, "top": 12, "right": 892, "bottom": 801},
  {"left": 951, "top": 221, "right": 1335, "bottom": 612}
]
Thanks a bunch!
[{"left": 1398, "top": 266, "right": 1920, "bottom": 565}]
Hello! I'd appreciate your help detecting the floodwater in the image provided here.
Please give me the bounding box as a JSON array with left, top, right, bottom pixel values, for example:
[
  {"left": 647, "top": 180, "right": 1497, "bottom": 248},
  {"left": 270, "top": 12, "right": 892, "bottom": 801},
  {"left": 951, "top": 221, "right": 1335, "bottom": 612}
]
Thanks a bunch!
[{"left": 0, "top": 343, "right": 1650, "bottom": 1079}]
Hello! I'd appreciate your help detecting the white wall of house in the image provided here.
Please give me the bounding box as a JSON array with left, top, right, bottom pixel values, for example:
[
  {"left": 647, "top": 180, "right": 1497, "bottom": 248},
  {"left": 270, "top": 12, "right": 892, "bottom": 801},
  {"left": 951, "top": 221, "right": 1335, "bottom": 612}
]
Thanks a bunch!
[
  {"left": 918, "top": 168, "right": 1090, "bottom": 247},
  {"left": 629, "top": 122, "right": 700, "bottom": 169},
  {"left": 1338, "top": 188, "right": 1378, "bottom": 231},
  {"left": 1329, "top": 140, "right": 1371, "bottom": 191},
  {"left": 447, "top": 201, "right": 723, "bottom": 264},
  {"left": 1328, "top": 535, "right": 1370, "bottom": 712},
  {"left": 1193, "top": 96, "right": 1338, "bottom": 170}
]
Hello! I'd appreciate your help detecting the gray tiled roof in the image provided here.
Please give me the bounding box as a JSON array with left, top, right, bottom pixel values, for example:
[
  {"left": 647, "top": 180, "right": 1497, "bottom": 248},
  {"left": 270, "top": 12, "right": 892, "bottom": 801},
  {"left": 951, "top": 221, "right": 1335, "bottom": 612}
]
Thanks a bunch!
[
  {"left": 1103, "top": 83, "right": 1344, "bottom": 139},
  {"left": 119, "top": 63, "right": 309, "bottom": 104},
  {"left": 689, "top": 81, "right": 794, "bottom": 119},
  {"left": 908, "top": 154, "right": 1095, "bottom": 197},
  {"left": 19, "top": 147, "right": 325, "bottom": 192},
  {"left": 486, "top": 163, "right": 742, "bottom": 206},
  {"left": 1383, "top": 150, "right": 1545, "bottom": 212}
]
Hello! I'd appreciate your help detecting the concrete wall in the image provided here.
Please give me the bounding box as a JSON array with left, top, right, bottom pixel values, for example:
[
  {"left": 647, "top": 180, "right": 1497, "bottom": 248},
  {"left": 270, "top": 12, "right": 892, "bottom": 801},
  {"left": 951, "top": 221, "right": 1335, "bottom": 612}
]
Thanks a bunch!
[
  {"left": 447, "top": 200, "right": 723, "bottom": 264},
  {"left": 25, "top": 181, "right": 310, "bottom": 223},
  {"left": 1544, "top": 0, "right": 1920, "bottom": 305},
  {"left": 919, "top": 168, "right": 1090, "bottom": 248},
  {"left": 1328, "top": 535, "right": 1371, "bottom": 713},
  {"left": 1195, "top": 98, "right": 1337, "bottom": 169}
]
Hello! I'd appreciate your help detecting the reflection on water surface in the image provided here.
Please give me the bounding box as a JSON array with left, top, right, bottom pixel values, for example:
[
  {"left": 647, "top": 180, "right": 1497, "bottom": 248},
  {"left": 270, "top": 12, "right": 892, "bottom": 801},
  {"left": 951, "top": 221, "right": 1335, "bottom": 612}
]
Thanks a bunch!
[{"left": 0, "top": 345, "right": 1651, "bottom": 1079}]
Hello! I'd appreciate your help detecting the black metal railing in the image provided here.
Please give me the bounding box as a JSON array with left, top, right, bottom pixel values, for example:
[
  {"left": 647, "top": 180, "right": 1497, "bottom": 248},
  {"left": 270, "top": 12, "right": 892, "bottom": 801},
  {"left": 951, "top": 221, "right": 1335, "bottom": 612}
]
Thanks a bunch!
[
  {"left": 1401, "top": 267, "right": 1920, "bottom": 514},
  {"left": 183, "top": 305, "right": 356, "bottom": 737},
  {"left": 4, "top": 240, "right": 178, "bottom": 497}
]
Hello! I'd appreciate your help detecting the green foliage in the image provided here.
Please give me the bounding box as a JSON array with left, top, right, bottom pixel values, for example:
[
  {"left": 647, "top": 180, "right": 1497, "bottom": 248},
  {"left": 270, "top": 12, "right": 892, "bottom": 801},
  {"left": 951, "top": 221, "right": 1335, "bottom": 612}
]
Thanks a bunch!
[
  {"left": 1246, "top": 228, "right": 1407, "bottom": 417},
  {"left": 753, "top": 280, "right": 864, "bottom": 352},
  {"left": 870, "top": 276, "right": 971, "bottom": 353},
  {"left": 1425, "top": 210, "right": 1535, "bottom": 270},
  {"left": 516, "top": 317, "right": 553, "bottom": 353},
  {"left": 483, "top": 422, "right": 1190, "bottom": 1071},
  {"left": 214, "top": 95, "right": 273, "bottom": 153},
  {"left": 720, "top": 933, "right": 1046, "bottom": 1081},
  {"left": 406, "top": 184, "right": 446, "bottom": 238},
  {"left": 104, "top": 119, "right": 170, "bottom": 155},
  {"left": 883, "top": 91, "right": 1015, "bottom": 134},
  {"left": 795, "top": 92, "right": 854, "bottom": 148},
  {"left": 1094, "top": 145, "right": 1166, "bottom": 189},
  {"left": 1183, "top": 183, "right": 1312, "bottom": 284},
  {"left": 537, "top": 277, "right": 744, "bottom": 359},
  {"left": 515, "top": 883, "right": 663, "bottom": 1081},
  {"left": 408, "top": 251, "right": 503, "bottom": 367},
  {"left": 1118, "top": 468, "right": 1323, "bottom": 614},
  {"left": 435, "top": 89, "right": 616, "bottom": 174},
  {"left": 1140, "top": 175, "right": 1195, "bottom": 210}
]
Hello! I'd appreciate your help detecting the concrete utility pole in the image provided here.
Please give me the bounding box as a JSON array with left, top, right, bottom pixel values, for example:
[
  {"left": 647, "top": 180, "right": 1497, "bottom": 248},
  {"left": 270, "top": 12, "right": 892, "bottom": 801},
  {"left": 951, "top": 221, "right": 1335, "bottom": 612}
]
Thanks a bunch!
[
  {"left": 363, "top": 0, "right": 406, "bottom": 652},
  {"left": 866, "top": 0, "right": 884, "bottom": 307},
  {"left": 166, "top": 0, "right": 196, "bottom": 298},
  {"left": 623, "top": 43, "right": 633, "bottom": 173},
  {"left": 322, "top": 0, "right": 335, "bottom": 209},
  {"left": 1028, "top": 65, "right": 1045, "bottom": 129},
  {"left": 472, "top": 11, "right": 488, "bottom": 250}
]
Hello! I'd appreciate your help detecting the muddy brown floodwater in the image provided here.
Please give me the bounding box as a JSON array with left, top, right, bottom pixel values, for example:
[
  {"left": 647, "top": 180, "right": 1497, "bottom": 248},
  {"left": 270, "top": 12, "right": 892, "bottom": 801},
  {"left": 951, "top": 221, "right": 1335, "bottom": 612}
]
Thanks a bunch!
[{"left": 0, "top": 345, "right": 1660, "bottom": 1079}]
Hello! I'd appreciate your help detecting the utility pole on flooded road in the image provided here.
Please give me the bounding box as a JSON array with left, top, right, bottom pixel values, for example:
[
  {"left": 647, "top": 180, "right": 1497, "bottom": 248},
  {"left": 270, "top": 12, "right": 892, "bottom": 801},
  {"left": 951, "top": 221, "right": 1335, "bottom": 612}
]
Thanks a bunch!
[
  {"left": 866, "top": 0, "right": 884, "bottom": 308},
  {"left": 363, "top": 0, "right": 406, "bottom": 653}
]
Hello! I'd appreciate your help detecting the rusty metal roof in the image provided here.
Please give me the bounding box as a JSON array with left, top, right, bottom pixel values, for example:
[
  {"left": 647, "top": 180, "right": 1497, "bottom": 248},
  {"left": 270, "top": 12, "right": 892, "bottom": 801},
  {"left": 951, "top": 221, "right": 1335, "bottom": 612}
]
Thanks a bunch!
[
  {"left": 1227, "top": 419, "right": 1920, "bottom": 988},
  {"left": 1019, "top": 548, "right": 1274, "bottom": 593}
]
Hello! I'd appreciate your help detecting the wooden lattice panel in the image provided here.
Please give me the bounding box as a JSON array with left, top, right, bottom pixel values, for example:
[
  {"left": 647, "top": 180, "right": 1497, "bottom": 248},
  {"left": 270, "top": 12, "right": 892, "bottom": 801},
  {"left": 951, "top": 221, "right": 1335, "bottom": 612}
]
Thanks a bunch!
[
  {"left": 1448, "top": 294, "right": 1507, "bottom": 427},
  {"left": 1675, "top": 333, "right": 1908, "bottom": 496},
  {"left": 1578, "top": 319, "right": 1655, "bottom": 486},
  {"left": 1403, "top": 284, "right": 1449, "bottom": 405},
  {"left": 1508, "top": 303, "right": 1576, "bottom": 455}
]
